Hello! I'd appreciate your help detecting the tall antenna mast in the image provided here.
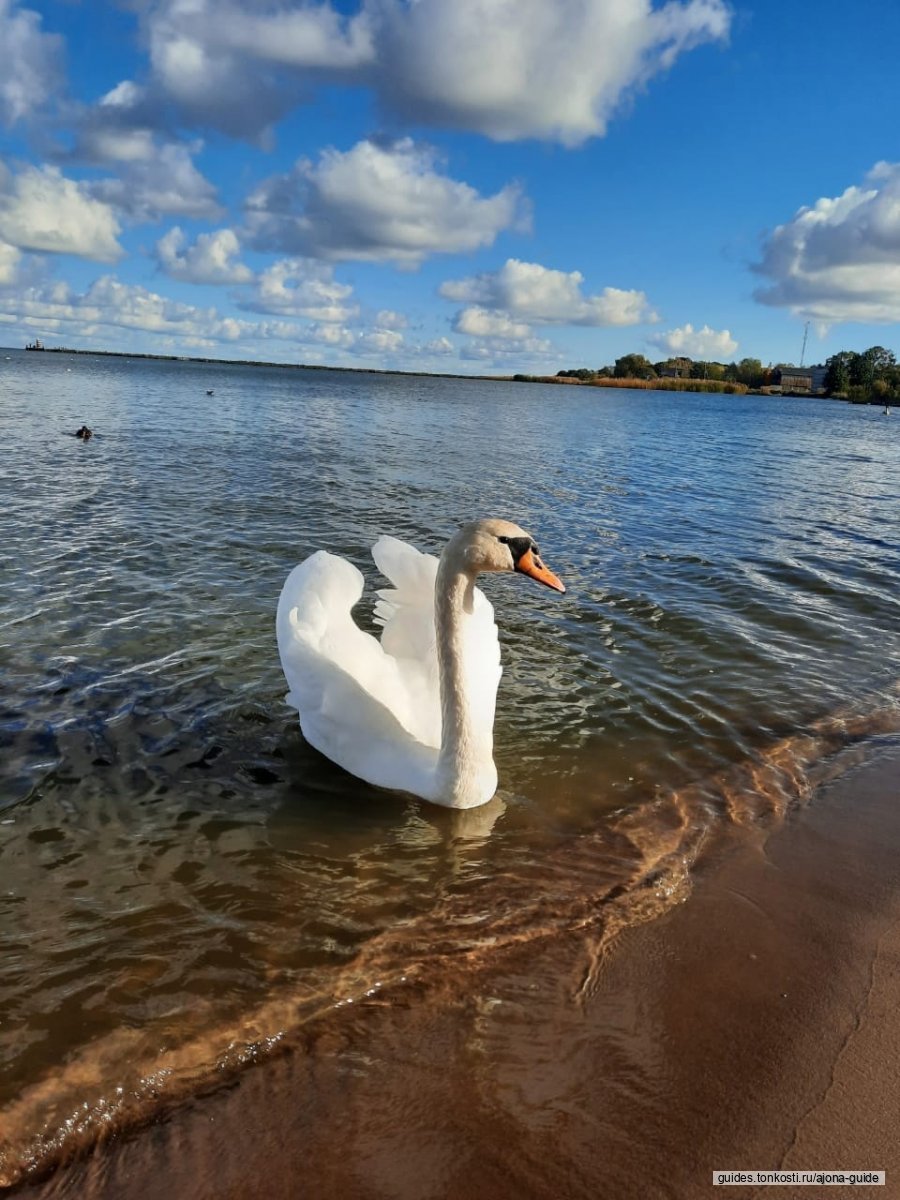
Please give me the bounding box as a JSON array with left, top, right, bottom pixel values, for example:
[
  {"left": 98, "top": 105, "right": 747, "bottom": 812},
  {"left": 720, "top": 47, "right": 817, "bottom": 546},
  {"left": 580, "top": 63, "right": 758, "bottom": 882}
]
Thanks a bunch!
[{"left": 800, "top": 320, "right": 809, "bottom": 367}]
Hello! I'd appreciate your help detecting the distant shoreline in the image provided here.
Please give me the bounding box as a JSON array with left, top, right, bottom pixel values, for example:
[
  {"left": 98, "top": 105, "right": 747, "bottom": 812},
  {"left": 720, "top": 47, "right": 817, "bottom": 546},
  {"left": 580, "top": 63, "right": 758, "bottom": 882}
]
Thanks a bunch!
[
  {"left": 8, "top": 346, "right": 896, "bottom": 403},
  {"left": 11, "top": 344, "right": 511, "bottom": 383}
]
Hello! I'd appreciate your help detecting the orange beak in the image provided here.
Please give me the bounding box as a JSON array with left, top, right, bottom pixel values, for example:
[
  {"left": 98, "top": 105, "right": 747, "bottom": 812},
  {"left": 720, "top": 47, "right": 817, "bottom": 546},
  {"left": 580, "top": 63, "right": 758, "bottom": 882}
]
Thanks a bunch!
[{"left": 515, "top": 547, "right": 566, "bottom": 593}]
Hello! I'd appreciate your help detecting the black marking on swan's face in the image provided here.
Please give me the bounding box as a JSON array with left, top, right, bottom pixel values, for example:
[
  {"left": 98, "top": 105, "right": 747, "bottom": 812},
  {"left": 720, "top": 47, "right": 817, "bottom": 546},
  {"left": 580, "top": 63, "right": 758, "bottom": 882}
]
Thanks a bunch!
[{"left": 497, "top": 534, "right": 534, "bottom": 564}]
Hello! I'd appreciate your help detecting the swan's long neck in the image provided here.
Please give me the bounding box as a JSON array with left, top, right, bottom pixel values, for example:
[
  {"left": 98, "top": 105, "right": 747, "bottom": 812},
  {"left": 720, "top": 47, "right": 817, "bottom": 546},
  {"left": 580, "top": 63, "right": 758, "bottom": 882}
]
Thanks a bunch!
[{"left": 433, "top": 553, "right": 496, "bottom": 808}]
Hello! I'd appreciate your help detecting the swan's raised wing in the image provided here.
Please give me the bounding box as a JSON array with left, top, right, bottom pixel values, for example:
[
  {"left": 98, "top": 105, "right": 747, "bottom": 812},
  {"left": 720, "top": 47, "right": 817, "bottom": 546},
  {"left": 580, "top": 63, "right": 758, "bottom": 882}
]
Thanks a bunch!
[
  {"left": 371, "top": 537, "right": 441, "bottom": 747},
  {"left": 276, "top": 550, "right": 438, "bottom": 796}
]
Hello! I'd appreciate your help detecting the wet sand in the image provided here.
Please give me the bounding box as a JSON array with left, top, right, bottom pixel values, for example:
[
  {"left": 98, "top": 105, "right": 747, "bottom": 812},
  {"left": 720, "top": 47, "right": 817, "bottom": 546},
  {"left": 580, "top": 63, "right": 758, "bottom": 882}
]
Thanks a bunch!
[{"left": 16, "top": 741, "right": 900, "bottom": 1200}]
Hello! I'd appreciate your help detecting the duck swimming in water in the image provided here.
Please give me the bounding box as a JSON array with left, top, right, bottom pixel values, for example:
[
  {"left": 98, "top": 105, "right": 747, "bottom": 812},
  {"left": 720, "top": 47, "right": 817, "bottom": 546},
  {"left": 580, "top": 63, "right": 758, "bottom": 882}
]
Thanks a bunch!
[{"left": 75, "top": 425, "right": 93, "bottom": 440}]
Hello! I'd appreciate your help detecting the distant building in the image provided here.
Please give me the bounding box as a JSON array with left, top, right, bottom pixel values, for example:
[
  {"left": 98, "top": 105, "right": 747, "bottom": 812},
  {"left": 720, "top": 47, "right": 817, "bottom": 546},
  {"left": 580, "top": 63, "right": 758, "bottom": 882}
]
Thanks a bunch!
[
  {"left": 776, "top": 365, "right": 827, "bottom": 395},
  {"left": 657, "top": 356, "right": 693, "bottom": 378}
]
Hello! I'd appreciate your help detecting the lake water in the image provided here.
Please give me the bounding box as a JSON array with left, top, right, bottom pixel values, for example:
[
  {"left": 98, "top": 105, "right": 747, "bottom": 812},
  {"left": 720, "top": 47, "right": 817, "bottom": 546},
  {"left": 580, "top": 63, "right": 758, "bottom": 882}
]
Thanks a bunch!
[{"left": 1, "top": 349, "right": 899, "bottom": 1183}]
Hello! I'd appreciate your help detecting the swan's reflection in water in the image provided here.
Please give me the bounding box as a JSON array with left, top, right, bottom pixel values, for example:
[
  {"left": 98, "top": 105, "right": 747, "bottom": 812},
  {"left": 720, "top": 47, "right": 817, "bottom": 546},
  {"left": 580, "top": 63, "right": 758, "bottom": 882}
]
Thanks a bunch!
[{"left": 438, "top": 792, "right": 507, "bottom": 841}]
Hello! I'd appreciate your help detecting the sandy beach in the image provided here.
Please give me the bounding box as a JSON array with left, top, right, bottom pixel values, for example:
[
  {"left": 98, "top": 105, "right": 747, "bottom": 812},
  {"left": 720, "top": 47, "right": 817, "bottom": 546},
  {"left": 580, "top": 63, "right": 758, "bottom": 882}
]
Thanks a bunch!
[{"left": 15, "top": 741, "right": 898, "bottom": 1200}]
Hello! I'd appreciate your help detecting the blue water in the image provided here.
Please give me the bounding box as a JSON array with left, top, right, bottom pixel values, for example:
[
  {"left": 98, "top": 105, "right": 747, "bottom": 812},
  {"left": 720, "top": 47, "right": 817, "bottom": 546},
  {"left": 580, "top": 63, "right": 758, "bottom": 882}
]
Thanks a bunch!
[{"left": 1, "top": 348, "right": 898, "bottom": 1178}]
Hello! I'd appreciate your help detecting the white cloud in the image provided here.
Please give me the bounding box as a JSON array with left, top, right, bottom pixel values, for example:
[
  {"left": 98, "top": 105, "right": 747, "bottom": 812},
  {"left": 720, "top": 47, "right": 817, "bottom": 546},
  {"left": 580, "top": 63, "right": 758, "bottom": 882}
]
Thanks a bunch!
[
  {"left": 136, "top": 0, "right": 729, "bottom": 145},
  {"left": 0, "top": 273, "right": 310, "bottom": 347},
  {"left": 156, "top": 226, "right": 253, "bottom": 284},
  {"left": 459, "top": 334, "right": 554, "bottom": 363},
  {"left": 310, "top": 322, "right": 354, "bottom": 348},
  {"left": 246, "top": 138, "right": 526, "bottom": 267},
  {"left": 76, "top": 125, "right": 158, "bottom": 165},
  {"left": 440, "top": 258, "right": 656, "bottom": 326},
  {"left": 755, "top": 162, "right": 900, "bottom": 323},
  {"left": 453, "top": 306, "right": 534, "bottom": 341},
  {"left": 0, "top": 265, "right": 427, "bottom": 366},
  {"left": 373, "top": 0, "right": 730, "bottom": 145},
  {"left": 425, "top": 335, "right": 454, "bottom": 355},
  {"left": 375, "top": 308, "right": 408, "bottom": 330},
  {"left": 89, "top": 142, "right": 221, "bottom": 221},
  {"left": 356, "top": 327, "right": 404, "bottom": 353},
  {"left": 57, "top": 81, "right": 221, "bottom": 222},
  {"left": 308, "top": 320, "right": 405, "bottom": 357},
  {"left": 0, "top": 162, "right": 123, "bottom": 262},
  {"left": 145, "top": 0, "right": 373, "bottom": 137},
  {"left": 238, "top": 257, "right": 357, "bottom": 321},
  {"left": 0, "top": 240, "right": 21, "bottom": 284},
  {"left": 65, "top": 81, "right": 158, "bottom": 164},
  {"left": 156, "top": 2, "right": 374, "bottom": 71},
  {"left": 0, "top": 0, "right": 63, "bottom": 126},
  {"left": 101, "top": 81, "right": 144, "bottom": 111},
  {"left": 649, "top": 322, "right": 738, "bottom": 358}
]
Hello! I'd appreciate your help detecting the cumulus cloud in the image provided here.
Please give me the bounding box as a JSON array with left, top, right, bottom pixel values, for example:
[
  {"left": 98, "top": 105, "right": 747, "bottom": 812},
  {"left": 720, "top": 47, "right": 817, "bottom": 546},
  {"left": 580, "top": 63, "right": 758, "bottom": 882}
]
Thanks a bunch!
[
  {"left": 245, "top": 138, "right": 526, "bottom": 267},
  {"left": 0, "top": 273, "right": 308, "bottom": 346},
  {"left": 237, "top": 257, "right": 357, "bottom": 321},
  {"left": 459, "top": 334, "right": 554, "bottom": 363},
  {"left": 373, "top": 0, "right": 729, "bottom": 145},
  {"left": 0, "top": 0, "right": 64, "bottom": 126},
  {"left": 89, "top": 142, "right": 221, "bottom": 221},
  {"left": 755, "top": 162, "right": 900, "bottom": 323},
  {"left": 56, "top": 82, "right": 221, "bottom": 222},
  {"left": 156, "top": 226, "right": 253, "bottom": 284},
  {"left": 132, "top": 0, "right": 729, "bottom": 145},
  {"left": 0, "top": 240, "right": 21, "bottom": 284},
  {"left": 375, "top": 308, "right": 407, "bottom": 330},
  {"left": 62, "top": 81, "right": 160, "bottom": 164},
  {"left": 356, "top": 327, "right": 404, "bottom": 353},
  {"left": 441, "top": 258, "right": 656, "bottom": 327},
  {"left": 0, "top": 162, "right": 123, "bottom": 262},
  {"left": 307, "top": 319, "right": 405, "bottom": 357},
  {"left": 453, "top": 306, "right": 533, "bottom": 341},
  {"left": 649, "top": 322, "right": 738, "bottom": 358},
  {"left": 0, "top": 261, "right": 417, "bottom": 364},
  {"left": 144, "top": 0, "right": 373, "bottom": 138}
]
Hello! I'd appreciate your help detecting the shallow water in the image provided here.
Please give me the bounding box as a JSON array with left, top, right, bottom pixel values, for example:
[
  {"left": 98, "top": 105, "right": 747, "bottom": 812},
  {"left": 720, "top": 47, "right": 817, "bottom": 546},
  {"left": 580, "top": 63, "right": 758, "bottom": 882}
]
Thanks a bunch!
[{"left": 1, "top": 350, "right": 899, "bottom": 1182}]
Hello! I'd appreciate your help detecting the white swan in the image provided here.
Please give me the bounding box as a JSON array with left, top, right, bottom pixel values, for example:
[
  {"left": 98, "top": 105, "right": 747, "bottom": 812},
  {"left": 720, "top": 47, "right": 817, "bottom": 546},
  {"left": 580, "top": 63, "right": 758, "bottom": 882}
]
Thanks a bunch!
[{"left": 276, "top": 519, "right": 565, "bottom": 809}]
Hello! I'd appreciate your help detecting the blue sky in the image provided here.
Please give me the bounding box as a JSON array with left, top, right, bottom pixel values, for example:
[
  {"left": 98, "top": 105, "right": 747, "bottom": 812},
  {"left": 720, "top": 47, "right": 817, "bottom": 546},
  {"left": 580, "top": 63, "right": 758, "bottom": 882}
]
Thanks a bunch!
[{"left": 1, "top": 0, "right": 898, "bottom": 373}]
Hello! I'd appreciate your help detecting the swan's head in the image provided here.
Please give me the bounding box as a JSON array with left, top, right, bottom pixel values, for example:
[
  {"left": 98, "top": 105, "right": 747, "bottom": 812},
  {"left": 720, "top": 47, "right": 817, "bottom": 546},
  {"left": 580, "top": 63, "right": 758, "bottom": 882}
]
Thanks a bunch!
[{"left": 450, "top": 518, "right": 565, "bottom": 593}]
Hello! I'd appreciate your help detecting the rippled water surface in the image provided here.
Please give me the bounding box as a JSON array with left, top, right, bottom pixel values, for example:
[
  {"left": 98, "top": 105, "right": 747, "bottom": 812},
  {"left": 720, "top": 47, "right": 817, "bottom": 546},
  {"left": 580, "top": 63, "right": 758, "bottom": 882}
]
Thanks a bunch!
[{"left": 1, "top": 350, "right": 899, "bottom": 1181}]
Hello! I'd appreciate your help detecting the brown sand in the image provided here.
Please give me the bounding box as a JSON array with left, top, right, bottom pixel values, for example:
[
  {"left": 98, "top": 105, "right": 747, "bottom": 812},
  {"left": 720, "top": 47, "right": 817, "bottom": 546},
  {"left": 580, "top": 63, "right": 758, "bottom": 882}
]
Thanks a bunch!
[{"left": 18, "top": 744, "right": 900, "bottom": 1200}]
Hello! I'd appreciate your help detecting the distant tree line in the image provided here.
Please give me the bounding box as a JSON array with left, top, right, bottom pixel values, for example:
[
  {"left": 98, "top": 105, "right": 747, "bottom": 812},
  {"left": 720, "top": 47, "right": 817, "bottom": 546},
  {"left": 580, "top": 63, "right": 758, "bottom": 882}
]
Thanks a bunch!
[
  {"left": 823, "top": 346, "right": 898, "bottom": 401},
  {"left": 557, "top": 355, "right": 773, "bottom": 387},
  {"left": 554, "top": 344, "right": 898, "bottom": 402}
]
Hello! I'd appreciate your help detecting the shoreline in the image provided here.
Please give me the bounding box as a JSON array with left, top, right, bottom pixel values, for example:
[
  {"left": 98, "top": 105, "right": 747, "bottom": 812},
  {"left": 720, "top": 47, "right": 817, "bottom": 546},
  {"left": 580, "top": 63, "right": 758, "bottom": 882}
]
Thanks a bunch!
[
  {"left": 11, "top": 345, "right": 894, "bottom": 403},
  {"left": 16, "top": 741, "right": 900, "bottom": 1200},
  {"left": 6, "top": 344, "right": 511, "bottom": 382}
]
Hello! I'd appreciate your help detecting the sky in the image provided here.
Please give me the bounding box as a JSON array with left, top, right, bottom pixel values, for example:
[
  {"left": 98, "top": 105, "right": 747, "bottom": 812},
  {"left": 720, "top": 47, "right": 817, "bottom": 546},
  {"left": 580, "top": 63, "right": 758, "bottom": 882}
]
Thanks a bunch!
[{"left": 0, "top": 0, "right": 899, "bottom": 374}]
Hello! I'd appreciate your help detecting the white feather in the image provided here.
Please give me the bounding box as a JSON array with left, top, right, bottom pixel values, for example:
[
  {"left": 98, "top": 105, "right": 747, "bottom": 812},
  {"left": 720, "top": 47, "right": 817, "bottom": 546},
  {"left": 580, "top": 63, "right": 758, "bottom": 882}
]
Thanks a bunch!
[{"left": 276, "top": 535, "right": 502, "bottom": 805}]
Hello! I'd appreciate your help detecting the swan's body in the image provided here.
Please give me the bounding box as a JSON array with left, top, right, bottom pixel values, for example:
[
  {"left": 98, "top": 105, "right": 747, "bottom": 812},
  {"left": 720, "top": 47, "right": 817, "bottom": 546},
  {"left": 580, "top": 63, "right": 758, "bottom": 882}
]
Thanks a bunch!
[{"left": 276, "top": 519, "right": 564, "bottom": 809}]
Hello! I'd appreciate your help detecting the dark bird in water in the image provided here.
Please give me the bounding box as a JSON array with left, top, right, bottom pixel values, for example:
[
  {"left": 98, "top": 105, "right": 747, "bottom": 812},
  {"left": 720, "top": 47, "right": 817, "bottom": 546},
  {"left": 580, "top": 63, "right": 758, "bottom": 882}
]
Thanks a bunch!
[
  {"left": 75, "top": 425, "right": 93, "bottom": 440},
  {"left": 206, "top": 388, "right": 215, "bottom": 395}
]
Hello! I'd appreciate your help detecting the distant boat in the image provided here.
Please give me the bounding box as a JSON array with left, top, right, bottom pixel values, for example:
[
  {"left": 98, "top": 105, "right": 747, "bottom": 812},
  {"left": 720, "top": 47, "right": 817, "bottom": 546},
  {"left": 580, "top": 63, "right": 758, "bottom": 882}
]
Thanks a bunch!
[{"left": 25, "top": 339, "right": 45, "bottom": 351}]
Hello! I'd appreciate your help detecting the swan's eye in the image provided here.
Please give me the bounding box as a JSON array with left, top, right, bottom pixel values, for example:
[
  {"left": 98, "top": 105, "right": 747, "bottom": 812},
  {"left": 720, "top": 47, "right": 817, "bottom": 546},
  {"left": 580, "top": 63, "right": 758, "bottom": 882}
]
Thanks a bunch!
[{"left": 498, "top": 535, "right": 531, "bottom": 563}]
